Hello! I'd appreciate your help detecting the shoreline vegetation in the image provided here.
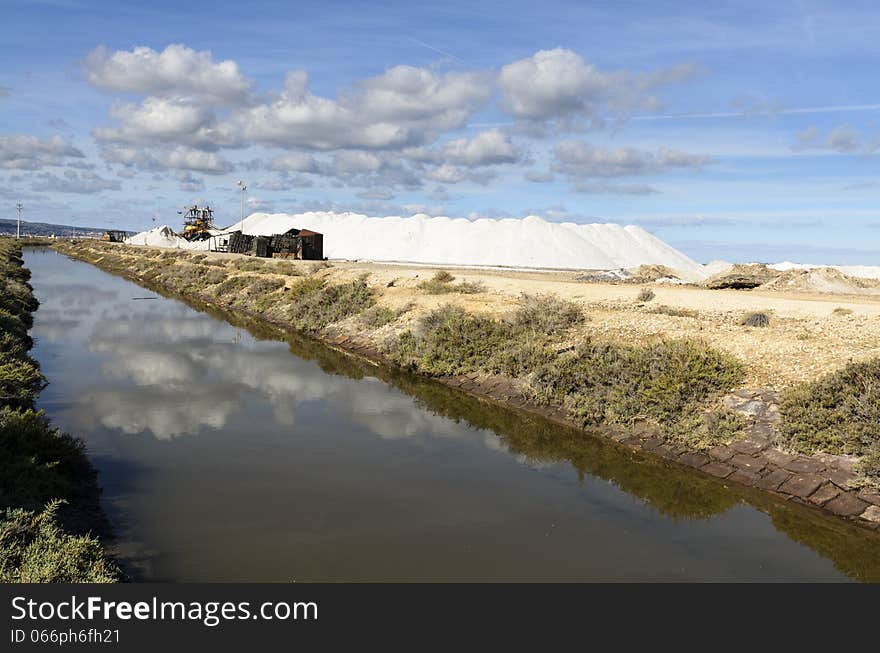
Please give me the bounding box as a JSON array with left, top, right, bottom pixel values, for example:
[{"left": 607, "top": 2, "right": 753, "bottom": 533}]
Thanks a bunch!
[
  {"left": 49, "top": 239, "right": 880, "bottom": 532},
  {"left": 0, "top": 237, "right": 119, "bottom": 582}
]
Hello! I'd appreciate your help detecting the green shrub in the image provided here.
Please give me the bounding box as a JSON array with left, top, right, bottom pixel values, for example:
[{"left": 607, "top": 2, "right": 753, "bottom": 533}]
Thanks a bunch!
[
  {"left": 391, "top": 302, "right": 742, "bottom": 443},
  {"left": 432, "top": 270, "right": 455, "bottom": 283},
  {"left": 637, "top": 287, "right": 655, "bottom": 302},
  {"left": 650, "top": 305, "right": 698, "bottom": 318},
  {"left": 507, "top": 293, "right": 584, "bottom": 334},
  {"left": 858, "top": 446, "right": 880, "bottom": 483},
  {"left": 274, "top": 262, "right": 303, "bottom": 276},
  {"left": 665, "top": 408, "right": 745, "bottom": 451},
  {"left": 230, "top": 258, "right": 268, "bottom": 272},
  {"left": 309, "top": 261, "right": 332, "bottom": 274},
  {"left": 740, "top": 311, "right": 770, "bottom": 327},
  {"left": 418, "top": 273, "right": 485, "bottom": 294},
  {"left": 0, "top": 408, "right": 90, "bottom": 510},
  {"left": 778, "top": 358, "right": 880, "bottom": 457},
  {"left": 287, "top": 275, "right": 375, "bottom": 332},
  {"left": 0, "top": 308, "right": 27, "bottom": 341},
  {"left": 833, "top": 307, "right": 853, "bottom": 316},
  {"left": 215, "top": 275, "right": 256, "bottom": 296},
  {"left": 0, "top": 501, "right": 119, "bottom": 583},
  {"left": 361, "top": 302, "right": 415, "bottom": 328},
  {"left": 0, "top": 352, "right": 45, "bottom": 409},
  {"left": 201, "top": 267, "right": 228, "bottom": 286},
  {"left": 391, "top": 305, "right": 509, "bottom": 375},
  {"left": 531, "top": 338, "right": 742, "bottom": 429}
]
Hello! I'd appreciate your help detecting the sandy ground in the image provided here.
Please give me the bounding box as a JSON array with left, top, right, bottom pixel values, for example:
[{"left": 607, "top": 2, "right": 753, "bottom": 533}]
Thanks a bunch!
[{"left": 176, "top": 251, "right": 880, "bottom": 391}]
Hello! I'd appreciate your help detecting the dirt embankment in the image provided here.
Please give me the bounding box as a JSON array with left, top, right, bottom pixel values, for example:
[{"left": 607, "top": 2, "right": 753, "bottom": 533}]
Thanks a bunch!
[{"left": 61, "top": 241, "right": 880, "bottom": 390}]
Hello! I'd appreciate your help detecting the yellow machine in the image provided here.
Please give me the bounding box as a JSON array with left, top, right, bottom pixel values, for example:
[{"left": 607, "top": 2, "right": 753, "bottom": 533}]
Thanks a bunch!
[{"left": 180, "top": 205, "right": 215, "bottom": 241}]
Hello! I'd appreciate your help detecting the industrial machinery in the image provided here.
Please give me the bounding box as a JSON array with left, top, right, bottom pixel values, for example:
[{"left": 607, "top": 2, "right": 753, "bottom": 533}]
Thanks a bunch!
[{"left": 179, "top": 205, "right": 215, "bottom": 241}]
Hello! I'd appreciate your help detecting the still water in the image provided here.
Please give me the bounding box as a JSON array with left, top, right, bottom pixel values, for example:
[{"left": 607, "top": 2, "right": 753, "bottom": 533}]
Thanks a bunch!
[{"left": 25, "top": 248, "right": 880, "bottom": 581}]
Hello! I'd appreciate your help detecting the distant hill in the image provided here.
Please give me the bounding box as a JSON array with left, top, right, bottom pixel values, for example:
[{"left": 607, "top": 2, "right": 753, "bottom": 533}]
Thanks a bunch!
[{"left": 0, "top": 218, "right": 110, "bottom": 238}]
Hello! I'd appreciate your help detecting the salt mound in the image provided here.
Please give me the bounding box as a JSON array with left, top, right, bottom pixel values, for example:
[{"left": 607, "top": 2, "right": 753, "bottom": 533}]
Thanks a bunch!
[
  {"left": 761, "top": 267, "right": 880, "bottom": 294},
  {"left": 231, "top": 212, "right": 708, "bottom": 280},
  {"left": 771, "top": 261, "right": 880, "bottom": 281},
  {"left": 704, "top": 260, "right": 733, "bottom": 275},
  {"left": 703, "top": 263, "right": 780, "bottom": 289},
  {"left": 125, "top": 225, "right": 208, "bottom": 250}
]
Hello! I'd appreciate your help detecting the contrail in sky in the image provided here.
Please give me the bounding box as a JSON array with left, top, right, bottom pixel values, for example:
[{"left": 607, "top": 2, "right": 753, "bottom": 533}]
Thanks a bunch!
[{"left": 635, "top": 104, "right": 880, "bottom": 121}]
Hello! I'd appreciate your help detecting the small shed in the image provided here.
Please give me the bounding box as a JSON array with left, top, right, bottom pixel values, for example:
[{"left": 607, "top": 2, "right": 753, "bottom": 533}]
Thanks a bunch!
[
  {"left": 101, "top": 230, "right": 130, "bottom": 243},
  {"left": 269, "top": 228, "right": 324, "bottom": 260},
  {"left": 208, "top": 227, "right": 324, "bottom": 259}
]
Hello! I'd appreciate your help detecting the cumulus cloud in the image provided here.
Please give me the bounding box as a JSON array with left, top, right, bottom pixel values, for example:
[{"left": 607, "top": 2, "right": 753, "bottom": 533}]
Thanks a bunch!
[
  {"left": 93, "top": 96, "right": 232, "bottom": 150},
  {"left": 442, "top": 129, "right": 520, "bottom": 166},
  {"left": 0, "top": 134, "right": 85, "bottom": 170},
  {"left": 71, "top": 44, "right": 709, "bottom": 196},
  {"left": 254, "top": 174, "right": 313, "bottom": 191},
  {"left": 175, "top": 170, "right": 204, "bottom": 192},
  {"left": 269, "top": 152, "right": 319, "bottom": 173},
  {"left": 792, "top": 124, "right": 878, "bottom": 154},
  {"left": 30, "top": 170, "right": 120, "bottom": 193},
  {"left": 524, "top": 170, "right": 554, "bottom": 183},
  {"left": 427, "top": 163, "right": 466, "bottom": 183},
  {"left": 246, "top": 196, "right": 274, "bottom": 211},
  {"left": 499, "top": 48, "right": 698, "bottom": 124},
  {"left": 553, "top": 140, "right": 710, "bottom": 178},
  {"left": 100, "top": 142, "right": 230, "bottom": 175},
  {"left": 162, "top": 146, "right": 232, "bottom": 174},
  {"left": 84, "top": 44, "right": 252, "bottom": 104},
  {"left": 573, "top": 181, "right": 660, "bottom": 195},
  {"left": 230, "top": 66, "right": 491, "bottom": 151}
]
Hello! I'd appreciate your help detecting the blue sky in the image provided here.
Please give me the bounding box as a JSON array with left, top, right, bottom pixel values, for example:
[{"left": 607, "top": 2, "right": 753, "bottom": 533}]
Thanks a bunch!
[{"left": 2, "top": 0, "right": 880, "bottom": 263}]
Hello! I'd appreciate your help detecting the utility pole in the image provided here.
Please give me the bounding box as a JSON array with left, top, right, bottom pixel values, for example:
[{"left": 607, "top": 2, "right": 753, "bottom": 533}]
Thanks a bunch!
[
  {"left": 16, "top": 203, "right": 22, "bottom": 239},
  {"left": 236, "top": 180, "right": 247, "bottom": 231}
]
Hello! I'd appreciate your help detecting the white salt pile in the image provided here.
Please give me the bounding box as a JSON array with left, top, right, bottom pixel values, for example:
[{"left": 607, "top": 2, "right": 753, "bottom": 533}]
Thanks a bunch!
[
  {"left": 230, "top": 212, "right": 708, "bottom": 280},
  {"left": 125, "top": 225, "right": 208, "bottom": 250},
  {"left": 771, "top": 261, "right": 880, "bottom": 281}
]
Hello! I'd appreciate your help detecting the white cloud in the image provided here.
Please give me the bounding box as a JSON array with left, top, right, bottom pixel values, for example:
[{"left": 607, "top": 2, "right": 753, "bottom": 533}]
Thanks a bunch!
[
  {"left": 246, "top": 196, "right": 274, "bottom": 211},
  {"left": 442, "top": 129, "right": 520, "bottom": 166},
  {"left": 84, "top": 44, "right": 252, "bottom": 104},
  {"left": 499, "top": 48, "right": 698, "bottom": 123},
  {"left": 94, "top": 96, "right": 230, "bottom": 149},
  {"left": 792, "top": 124, "right": 878, "bottom": 154},
  {"left": 428, "top": 163, "right": 466, "bottom": 183},
  {"left": 524, "top": 170, "right": 554, "bottom": 183},
  {"left": 162, "top": 146, "right": 232, "bottom": 174},
  {"left": 230, "top": 66, "right": 491, "bottom": 151},
  {"left": 0, "top": 134, "right": 85, "bottom": 170},
  {"left": 175, "top": 170, "right": 204, "bottom": 192},
  {"left": 574, "top": 181, "right": 660, "bottom": 195},
  {"left": 269, "top": 152, "right": 319, "bottom": 173},
  {"left": 30, "top": 170, "right": 120, "bottom": 194},
  {"left": 553, "top": 140, "right": 710, "bottom": 178}
]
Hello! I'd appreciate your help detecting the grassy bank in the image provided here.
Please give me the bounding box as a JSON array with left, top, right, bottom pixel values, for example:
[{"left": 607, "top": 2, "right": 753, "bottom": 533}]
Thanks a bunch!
[
  {"left": 778, "top": 360, "right": 880, "bottom": 483},
  {"left": 0, "top": 237, "right": 119, "bottom": 582},
  {"left": 54, "top": 241, "right": 748, "bottom": 452}
]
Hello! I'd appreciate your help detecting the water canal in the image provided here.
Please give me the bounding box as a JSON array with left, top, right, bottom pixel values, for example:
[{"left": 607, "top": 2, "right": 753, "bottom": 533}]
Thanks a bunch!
[{"left": 25, "top": 248, "right": 880, "bottom": 581}]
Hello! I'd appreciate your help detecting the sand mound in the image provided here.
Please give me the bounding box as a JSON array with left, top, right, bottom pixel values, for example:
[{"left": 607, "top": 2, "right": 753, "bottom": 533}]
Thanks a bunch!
[
  {"left": 627, "top": 264, "right": 681, "bottom": 283},
  {"left": 703, "top": 263, "right": 780, "bottom": 289},
  {"left": 704, "top": 260, "right": 733, "bottom": 275},
  {"left": 125, "top": 225, "right": 208, "bottom": 250},
  {"left": 760, "top": 267, "right": 880, "bottom": 294},
  {"left": 231, "top": 212, "right": 708, "bottom": 280}
]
